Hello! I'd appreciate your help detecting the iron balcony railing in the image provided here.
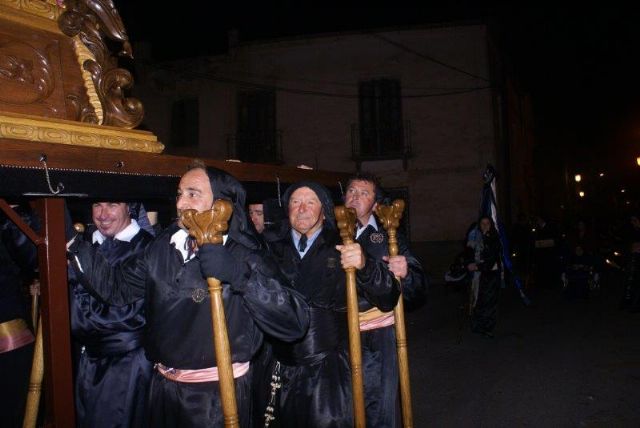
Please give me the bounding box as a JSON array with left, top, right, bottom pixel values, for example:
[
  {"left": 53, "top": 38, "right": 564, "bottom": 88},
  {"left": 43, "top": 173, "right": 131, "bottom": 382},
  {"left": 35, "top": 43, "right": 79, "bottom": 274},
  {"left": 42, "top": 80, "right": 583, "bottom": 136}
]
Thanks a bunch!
[{"left": 351, "top": 120, "right": 412, "bottom": 169}]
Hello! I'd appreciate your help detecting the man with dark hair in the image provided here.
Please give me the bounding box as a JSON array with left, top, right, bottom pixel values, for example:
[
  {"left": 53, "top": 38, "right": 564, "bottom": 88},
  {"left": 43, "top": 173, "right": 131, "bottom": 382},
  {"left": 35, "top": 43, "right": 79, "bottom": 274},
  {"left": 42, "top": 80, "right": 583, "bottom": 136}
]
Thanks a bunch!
[
  {"left": 68, "top": 201, "right": 154, "bottom": 428},
  {"left": 68, "top": 164, "right": 309, "bottom": 427},
  {"left": 264, "top": 181, "right": 400, "bottom": 427},
  {"left": 344, "top": 173, "right": 426, "bottom": 428},
  {"left": 465, "top": 215, "right": 501, "bottom": 337},
  {"left": 248, "top": 202, "right": 265, "bottom": 234}
]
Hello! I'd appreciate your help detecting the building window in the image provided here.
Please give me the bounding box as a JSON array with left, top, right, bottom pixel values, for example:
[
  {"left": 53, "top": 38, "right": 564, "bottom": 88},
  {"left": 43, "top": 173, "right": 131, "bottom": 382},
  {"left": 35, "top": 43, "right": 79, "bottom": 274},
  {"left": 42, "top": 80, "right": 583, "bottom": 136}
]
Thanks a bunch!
[
  {"left": 357, "top": 78, "right": 405, "bottom": 159},
  {"left": 234, "top": 89, "right": 281, "bottom": 163},
  {"left": 170, "top": 98, "right": 199, "bottom": 147}
]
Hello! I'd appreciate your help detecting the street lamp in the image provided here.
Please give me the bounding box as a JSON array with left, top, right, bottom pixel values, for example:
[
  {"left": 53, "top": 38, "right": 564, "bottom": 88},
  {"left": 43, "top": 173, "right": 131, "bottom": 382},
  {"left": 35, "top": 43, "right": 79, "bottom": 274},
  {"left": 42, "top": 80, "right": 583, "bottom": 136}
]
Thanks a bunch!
[
  {"left": 574, "top": 174, "right": 582, "bottom": 182},
  {"left": 637, "top": 157, "right": 640, "bottom": 167},
  {"left": 579, "top": 191, "right": 585, "bottom": 198}
]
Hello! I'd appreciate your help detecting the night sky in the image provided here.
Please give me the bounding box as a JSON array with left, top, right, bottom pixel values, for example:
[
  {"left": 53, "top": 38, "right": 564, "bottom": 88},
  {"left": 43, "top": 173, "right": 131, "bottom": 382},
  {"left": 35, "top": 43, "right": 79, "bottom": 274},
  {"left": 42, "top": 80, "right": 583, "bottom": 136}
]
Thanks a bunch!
[{"left": 114, "top": 2, "right": 640, "bottom": 178}]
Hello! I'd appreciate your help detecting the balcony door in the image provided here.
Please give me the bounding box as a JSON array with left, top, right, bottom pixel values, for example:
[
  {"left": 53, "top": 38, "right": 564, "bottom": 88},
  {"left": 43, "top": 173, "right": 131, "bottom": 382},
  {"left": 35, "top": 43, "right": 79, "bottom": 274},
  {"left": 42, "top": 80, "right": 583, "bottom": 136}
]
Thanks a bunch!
[{"left": 236, "top": 90, "right": 277, "bottom": 163}]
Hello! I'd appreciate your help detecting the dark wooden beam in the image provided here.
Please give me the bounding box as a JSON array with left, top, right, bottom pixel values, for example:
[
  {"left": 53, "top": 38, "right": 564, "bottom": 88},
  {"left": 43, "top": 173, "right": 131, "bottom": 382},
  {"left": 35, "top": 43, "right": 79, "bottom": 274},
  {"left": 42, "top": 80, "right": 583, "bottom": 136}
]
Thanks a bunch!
[
  {"left": 34, "top": 198, "right": 75, "bottom": 428},
  {"left": 0, "top": 199, "right": 45, "bottom": 245},
  {"left": 0, "top": 139, "right": 350, "bottom": 186}
]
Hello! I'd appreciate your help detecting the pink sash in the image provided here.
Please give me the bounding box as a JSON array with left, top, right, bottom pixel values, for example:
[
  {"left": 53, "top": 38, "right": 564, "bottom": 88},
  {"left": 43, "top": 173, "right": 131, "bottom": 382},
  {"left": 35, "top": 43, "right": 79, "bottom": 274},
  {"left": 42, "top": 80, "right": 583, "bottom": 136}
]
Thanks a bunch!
[
  {"left": 0, "top": 319, "right": 35, "bottom": 354},
  {"left": 359, "top": 308, "right": 395, "bottom": 332},
  {"left": 156, "top": 361, "right": 250, "bottom": 383}
]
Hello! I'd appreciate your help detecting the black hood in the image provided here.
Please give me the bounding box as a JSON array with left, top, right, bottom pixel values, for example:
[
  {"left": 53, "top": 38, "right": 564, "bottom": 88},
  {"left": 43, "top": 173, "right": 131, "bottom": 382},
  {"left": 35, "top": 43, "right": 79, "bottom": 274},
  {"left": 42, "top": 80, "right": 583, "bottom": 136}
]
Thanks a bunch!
[
  {"left": 205, "top": 167, "right": 260, "bottom": 250},
  {"left": 282, "top": 181, "right": 336, "bottom": 230}
]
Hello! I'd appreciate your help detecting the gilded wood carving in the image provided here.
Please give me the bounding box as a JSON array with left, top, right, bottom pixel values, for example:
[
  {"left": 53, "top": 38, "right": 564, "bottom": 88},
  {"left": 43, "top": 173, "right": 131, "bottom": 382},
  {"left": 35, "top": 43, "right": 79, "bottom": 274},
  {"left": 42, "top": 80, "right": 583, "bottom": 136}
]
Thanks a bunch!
[
  {"left": 59, "top": 0, "right": 143, "bottom": 128},
  {"left": 179, "top": 200, "right": 234, "bottom": 247},
  {"left": 0, "top": 39, "right": 54, "bottom": 104}
]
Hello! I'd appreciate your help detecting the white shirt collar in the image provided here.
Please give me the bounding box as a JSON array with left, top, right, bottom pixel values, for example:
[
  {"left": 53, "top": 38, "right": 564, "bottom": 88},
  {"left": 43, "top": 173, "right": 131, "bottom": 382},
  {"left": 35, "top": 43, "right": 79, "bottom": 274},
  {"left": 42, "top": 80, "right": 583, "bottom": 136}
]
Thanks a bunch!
[
  {"left": 355, "top": 214, "right": 378, "bottom": 239},
  {"left": 92, "top": 219, "right": 140, "bottom": 245},
  {"left": 170, "top": 228, "right": 228, "bottom": 263}
]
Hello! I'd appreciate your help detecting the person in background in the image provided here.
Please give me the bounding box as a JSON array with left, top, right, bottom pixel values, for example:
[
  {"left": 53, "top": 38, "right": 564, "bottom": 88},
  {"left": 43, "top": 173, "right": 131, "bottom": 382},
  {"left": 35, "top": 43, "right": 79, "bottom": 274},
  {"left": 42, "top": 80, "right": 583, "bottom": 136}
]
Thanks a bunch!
[
  {"left": 248, "top": 202, "right": 265, "bottom": 234},
  {"left": 532, "top": 214, "right": 561, "bottom": 289},
  {"left": 466, "top": 216, "right": 502, "bottom": 338},
  {"left": 246, "top": 196, "right": 290, "bottom": 425},
  {"left": 621, "top": 214, "right": 640, "bottom": 312}
]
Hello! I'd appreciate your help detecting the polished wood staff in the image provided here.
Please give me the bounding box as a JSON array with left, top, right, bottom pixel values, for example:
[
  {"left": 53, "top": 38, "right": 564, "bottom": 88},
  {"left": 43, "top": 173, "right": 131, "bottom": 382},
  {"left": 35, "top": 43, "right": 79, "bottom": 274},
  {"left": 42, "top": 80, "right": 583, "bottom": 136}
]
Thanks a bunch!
[
  {"left": 334, "top": 205, "right": 366, "bottom": 428},
  {"left": 22, "top": 315, "right": 43, "bottom": 428},
  {"left": 30, "top": 279, "right": 39, "bottom": 329},
  {"left": 180, "top": 200, "right": 238, "bottom": 428},
  {"left": 375, "top": 199, "right": 413, "bottom": 428},
  {"left": 24, "top": 279, "right": 42, "bottom": 428}
]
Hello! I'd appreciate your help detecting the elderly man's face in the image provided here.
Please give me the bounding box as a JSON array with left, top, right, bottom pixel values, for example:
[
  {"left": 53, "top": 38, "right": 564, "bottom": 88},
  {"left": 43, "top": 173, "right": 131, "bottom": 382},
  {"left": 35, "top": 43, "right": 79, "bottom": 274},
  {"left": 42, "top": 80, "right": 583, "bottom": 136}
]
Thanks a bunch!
[
  {"left": 345, "top": 180, "right": 376, "bottom": 224},
  {"left": 288, "top": 187, "right": 324, "bottom": 236},
  {"left": 176, "top": 168, "right": 214, "bottom": 227},
  {"left": 92, "top": 202, "right": 131, "bottom": 238},
  {"left": 249, "top": 203, "right": 265, "bottom": 234}
]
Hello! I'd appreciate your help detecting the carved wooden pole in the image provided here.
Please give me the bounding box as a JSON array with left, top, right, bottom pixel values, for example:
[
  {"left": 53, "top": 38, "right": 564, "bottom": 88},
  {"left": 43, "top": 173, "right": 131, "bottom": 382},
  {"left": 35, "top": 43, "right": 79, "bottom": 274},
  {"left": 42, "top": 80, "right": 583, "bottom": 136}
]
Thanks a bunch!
[
  {"left": 375, "top": 199, "right": 413, "bottom": 428},
  {"left": 334, "top": 205, "right": 366, "bottom": 428},
  {"left": 24, "top": 278, "right": 42, "bottom": 428},
  {"left": 30, "top": 279, "right": 39, "bottom": 330},
  {"left": 22, "top": 315, "right": 43, "bottom": 428},
  {"left": 180, "top": 200, "right": 239, "bottom": 428}
]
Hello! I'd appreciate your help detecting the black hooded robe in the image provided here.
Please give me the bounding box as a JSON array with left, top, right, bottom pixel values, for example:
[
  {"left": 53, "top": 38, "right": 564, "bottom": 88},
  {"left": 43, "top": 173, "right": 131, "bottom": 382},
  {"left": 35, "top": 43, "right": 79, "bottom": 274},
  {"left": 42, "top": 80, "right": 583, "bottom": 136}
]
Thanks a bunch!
[
  {"left": 0, "top": 207, "right": 38, "bottom": 428},
  {"left": 68, "top": 225, "right": 154, "bottom": 428},
  {"left": 465, "top": 229, "right": 502, "bottom": 335},
  {"left": 355, "top": 221, "right": 426, "bottom": 428},
  {"left": 68, "top": 168, "right": 309, "bottom": 428},
  {"left": 262, "top": 182, "right": 400, "bottom": 428}
]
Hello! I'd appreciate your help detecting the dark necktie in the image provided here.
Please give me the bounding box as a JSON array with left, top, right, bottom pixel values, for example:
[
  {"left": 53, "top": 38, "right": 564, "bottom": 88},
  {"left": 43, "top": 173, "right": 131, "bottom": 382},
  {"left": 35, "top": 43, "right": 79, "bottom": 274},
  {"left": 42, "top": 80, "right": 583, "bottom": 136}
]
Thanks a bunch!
[
  {"left": 357, "top": 223, "right": 370, "bottom": 239},
  {"left": 298, "top": 234, "right": 308, "bottom": 252},
  {"left": 100, "top": 237, "right": 115, "bottom": 252},
  {"left": 186, "top": 235, "right": 197, "bottom": 259}
]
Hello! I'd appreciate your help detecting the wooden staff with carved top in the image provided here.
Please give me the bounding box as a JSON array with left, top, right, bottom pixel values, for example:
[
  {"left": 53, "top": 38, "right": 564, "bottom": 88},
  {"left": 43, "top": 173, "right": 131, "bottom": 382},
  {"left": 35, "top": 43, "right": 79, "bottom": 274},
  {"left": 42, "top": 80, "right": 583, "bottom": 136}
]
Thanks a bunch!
[
  {"left": 334, "top": 205, "right": 366, "bottom": 428},
  {"left": 180, "top": 200, "right": 238, "bottom": 428},
  {"left": 375, "top": 199, "right": 413, "bottom": 428}
]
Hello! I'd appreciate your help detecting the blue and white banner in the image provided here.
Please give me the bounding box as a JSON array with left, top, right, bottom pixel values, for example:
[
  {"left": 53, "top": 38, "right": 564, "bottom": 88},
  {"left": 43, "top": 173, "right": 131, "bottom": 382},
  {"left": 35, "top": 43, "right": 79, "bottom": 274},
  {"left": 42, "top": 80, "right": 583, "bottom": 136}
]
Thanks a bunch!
[{"left": 479, "top": 165, "right": 531, "bottom": 305}]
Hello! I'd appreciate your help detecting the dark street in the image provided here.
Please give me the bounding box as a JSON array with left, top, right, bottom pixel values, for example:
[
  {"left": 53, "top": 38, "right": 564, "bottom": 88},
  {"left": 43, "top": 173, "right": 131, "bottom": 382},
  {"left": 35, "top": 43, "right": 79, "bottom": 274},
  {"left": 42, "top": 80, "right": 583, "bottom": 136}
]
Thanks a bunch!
[{"left": 407, "top": 272, "right": 640, "bottom": 427}]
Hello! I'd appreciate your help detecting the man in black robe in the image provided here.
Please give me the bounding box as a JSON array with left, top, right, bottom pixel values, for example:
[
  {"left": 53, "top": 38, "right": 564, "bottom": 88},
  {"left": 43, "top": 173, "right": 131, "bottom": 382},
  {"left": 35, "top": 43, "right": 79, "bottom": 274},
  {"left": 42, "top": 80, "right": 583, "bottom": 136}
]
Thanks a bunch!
[
  {"left": 68, "top": 163, "right": 309, "bottom": 428},
  {"left": 265, "top": 181, "right": 400, "bottom": 427},
  {"left": 532, "top": 214, "right": 561, "bottom": 289},
  {"left": 344, "top": 173, "right": 426, "bottom": 428},
  {"left": 465, "top": 216, "right": 502, "bottom": 337},
  {"left": 248, "top": 202, "right": 265, "bottom": 235},
  {"left": 67, "top": 201, "right": 154, "bottom": 428},
  {"left": 0, "top": 204, "right": 38, "bottom": 428}
]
